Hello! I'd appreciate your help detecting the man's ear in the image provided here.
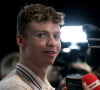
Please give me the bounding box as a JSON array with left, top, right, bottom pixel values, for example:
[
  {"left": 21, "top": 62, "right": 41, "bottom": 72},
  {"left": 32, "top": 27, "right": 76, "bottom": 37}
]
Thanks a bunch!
[{"left": 16, "top": 34, "right": 25, "bottom": 47}]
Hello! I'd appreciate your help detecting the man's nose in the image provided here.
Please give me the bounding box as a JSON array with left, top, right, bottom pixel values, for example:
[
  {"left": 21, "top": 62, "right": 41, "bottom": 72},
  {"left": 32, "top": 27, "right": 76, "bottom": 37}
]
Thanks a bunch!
[{"left": 46, "top": 36, "right": 56, "bottom": 47}]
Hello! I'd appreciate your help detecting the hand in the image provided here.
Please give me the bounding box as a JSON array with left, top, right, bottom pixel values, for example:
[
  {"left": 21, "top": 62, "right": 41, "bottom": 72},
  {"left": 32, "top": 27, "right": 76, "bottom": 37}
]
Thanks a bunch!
[
  {"left": 60, "top": 80, "right": 67, "bottom": 90},
  {"left": 82, "top": 82, "right": 90, "bottom": 90}
]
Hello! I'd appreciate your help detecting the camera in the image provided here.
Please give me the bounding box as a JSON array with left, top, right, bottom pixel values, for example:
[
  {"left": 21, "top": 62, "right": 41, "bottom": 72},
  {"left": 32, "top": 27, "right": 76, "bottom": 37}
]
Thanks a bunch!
[{"left": 83, "top": 24, "right": 100, "bottom": 68}]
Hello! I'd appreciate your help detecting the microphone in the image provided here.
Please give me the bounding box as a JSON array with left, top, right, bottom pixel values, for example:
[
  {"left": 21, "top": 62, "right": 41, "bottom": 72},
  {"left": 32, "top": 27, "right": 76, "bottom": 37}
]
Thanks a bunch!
[{"left": 82, "top": 73, "right": 100, "bottom": 90}]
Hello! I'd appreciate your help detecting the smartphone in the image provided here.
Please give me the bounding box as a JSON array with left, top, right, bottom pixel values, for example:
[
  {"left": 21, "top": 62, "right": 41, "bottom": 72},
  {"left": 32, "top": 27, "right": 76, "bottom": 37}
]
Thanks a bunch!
[{"left": 66, "top": 77, "right": 83, "bottom": 90}]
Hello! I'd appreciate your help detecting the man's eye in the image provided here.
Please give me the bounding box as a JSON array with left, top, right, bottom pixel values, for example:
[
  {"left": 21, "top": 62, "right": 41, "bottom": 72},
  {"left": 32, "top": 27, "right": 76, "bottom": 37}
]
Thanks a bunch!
[
  {"left": 37, "top": 33, "right": 45, "bottom": 38},
  {"left": 54, "top": 34, "right": 60, "bottom": 39}
]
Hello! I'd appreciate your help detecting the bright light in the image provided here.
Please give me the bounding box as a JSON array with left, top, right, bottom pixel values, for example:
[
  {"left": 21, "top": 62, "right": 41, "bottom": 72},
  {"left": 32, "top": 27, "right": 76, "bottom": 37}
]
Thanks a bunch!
[
  {"left": 68, "top": 43, "right": 80, "bottom": 50},
  {"left": 62, "top": 48, "right": 71, "bottom": 53},
  {"left": 60, "top": 26, "right": 88, "bottom": 43},
  {"left": 62, "top": 43, "right": 80, "bottom": 53}
]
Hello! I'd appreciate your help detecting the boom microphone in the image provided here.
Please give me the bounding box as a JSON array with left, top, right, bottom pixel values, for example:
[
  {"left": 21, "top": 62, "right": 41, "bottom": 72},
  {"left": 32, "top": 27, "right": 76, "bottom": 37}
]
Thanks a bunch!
[{"left": 82, "top": 73, "right": 100, "bottom": 90}]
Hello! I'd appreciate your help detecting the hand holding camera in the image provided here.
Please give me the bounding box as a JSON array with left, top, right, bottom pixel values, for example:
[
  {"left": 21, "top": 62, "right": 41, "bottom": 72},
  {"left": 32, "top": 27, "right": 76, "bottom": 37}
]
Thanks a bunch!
[{"left": 65, "top": 73, "right": 100, "bottom": 90}]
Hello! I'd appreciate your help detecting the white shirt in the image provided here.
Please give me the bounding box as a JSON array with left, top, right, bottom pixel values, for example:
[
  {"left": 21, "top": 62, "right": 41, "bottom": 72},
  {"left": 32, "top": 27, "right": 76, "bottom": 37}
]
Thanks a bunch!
[{"left": 0, "top": 63, "right": 55, "bottom": 90}]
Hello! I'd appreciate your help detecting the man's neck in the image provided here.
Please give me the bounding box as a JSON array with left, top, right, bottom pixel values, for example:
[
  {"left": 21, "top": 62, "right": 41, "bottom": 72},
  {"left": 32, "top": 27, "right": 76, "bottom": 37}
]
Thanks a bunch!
[{"left": 20, "top": 61, "right": 49, "bottom": 82}]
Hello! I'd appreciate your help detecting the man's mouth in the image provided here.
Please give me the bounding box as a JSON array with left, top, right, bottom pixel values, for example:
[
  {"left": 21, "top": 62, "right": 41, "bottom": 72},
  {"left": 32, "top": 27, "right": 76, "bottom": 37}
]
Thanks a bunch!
[{"left": 43, "top": 51, "right": 57, "bottom": 56}]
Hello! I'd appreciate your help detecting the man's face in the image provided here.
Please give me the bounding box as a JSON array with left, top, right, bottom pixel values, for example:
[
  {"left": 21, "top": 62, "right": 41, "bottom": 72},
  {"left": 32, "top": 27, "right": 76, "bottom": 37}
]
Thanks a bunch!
[{"left": 18, "top": 21, "right": 61, "bottom": 67}]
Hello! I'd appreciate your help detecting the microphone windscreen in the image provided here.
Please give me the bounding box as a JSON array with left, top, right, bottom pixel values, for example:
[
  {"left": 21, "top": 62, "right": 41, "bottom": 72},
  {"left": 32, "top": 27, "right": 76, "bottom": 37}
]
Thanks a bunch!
[{"left": 82, "top": 73, "right": 100, "bottom": 90}]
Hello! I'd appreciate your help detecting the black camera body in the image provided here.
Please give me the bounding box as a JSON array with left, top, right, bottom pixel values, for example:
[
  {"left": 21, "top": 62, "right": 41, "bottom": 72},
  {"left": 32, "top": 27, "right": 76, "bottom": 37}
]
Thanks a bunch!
[{"left": 83, "top": 24, "right": 100, "bottom": 68}]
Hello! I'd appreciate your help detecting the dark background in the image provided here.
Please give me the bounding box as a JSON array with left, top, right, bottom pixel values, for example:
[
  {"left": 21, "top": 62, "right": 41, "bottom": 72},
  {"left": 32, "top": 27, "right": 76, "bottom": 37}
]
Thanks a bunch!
[{"left": 0, "top": 0, "right": 100, "bottom": 61}]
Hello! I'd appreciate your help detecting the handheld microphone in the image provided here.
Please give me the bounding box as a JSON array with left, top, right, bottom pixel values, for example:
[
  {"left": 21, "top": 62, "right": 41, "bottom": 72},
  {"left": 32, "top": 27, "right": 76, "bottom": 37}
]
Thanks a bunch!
[{"left": 82, "top": 73, "right": 100, "bottom": 90}]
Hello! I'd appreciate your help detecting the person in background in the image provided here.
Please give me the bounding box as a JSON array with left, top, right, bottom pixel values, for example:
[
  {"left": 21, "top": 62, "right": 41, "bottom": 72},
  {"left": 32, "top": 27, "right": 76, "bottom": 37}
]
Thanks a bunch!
[
  {"left": 1, "top": 52, "right": 19, "bottom": 79},
  {"left": 72, "top": 61, "right": 92, "bottom": 74},
  {"left": 47, "top": 61, "right": 91, "bottom": 90},
  {"left": 0, "top": 3, "right": 89, "bottom": 90}
]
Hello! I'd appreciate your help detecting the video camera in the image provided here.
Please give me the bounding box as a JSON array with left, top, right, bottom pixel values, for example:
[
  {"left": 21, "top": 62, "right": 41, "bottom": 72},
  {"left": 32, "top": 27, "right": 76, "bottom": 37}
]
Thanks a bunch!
[{"left": 83, "top": 24, "right": 100, "bottom": 68}]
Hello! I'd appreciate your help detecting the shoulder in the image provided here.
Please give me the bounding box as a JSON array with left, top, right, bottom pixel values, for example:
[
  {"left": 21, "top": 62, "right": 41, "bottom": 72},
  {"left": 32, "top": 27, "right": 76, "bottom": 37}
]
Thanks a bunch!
[
  {"left": 0, "top": 74, "right": 32, "bottom": 90},
  {"left": 0, "top": 85, "right": 27, "bottom": 90}
]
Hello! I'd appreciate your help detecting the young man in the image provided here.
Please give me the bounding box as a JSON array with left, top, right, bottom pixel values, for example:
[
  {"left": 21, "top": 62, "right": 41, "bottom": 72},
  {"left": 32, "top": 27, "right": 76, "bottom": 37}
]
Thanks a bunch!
[
  {"left": 0, "top": 3, "right": 89, "bottom": 90},
  {"left": 0, "top": 4, "right": 64, "bottom": 90}
]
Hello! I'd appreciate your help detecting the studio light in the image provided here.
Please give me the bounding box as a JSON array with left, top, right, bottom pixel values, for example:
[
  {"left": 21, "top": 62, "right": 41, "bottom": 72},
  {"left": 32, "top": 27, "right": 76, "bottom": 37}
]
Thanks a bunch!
[
  {"left": 60, "top": 25, "right": 88, "bottom": 52},
  {"left": 60, "top": 26, "right": 88, "bottom": 43}
]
